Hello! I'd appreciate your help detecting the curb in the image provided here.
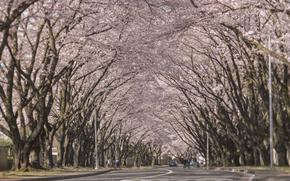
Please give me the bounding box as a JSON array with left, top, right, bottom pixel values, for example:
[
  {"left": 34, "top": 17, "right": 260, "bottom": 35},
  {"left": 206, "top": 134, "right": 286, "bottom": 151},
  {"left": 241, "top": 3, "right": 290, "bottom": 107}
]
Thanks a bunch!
[
  {"left": 214, "top": 168, "right": 255, "bottom": 181},
  {"left": 16, "top": 169, "right": 115, "bottom": 181}
]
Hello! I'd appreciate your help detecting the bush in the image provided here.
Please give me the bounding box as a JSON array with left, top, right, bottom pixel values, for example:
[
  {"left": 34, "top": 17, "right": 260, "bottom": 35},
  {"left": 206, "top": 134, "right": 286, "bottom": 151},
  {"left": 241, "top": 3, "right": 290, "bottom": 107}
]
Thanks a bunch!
[{"left": 0, "top": 138, "right": 13, "bottom": 147}]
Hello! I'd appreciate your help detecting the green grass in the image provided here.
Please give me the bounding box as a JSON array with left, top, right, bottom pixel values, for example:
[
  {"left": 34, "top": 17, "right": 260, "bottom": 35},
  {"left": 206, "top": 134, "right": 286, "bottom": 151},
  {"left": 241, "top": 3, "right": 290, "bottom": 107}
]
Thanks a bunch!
[
  {"left": 275, "top": 166, "right": 290, "bottom": 173},
  {"left": 0, "top": 138, "right": 12, "bottom": 147}
]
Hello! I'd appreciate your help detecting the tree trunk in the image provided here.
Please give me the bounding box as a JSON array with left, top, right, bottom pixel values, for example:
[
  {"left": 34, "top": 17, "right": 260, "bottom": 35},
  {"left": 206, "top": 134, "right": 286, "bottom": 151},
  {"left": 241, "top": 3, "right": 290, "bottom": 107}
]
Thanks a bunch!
[
  {"left": 274, "top": 144, "right": 287, "bottom": 166},
  {"left": 258, "top": 147, "right": 267, "bottom": 166},
  {"left": 158, "top": 153, "right": 162, "bottom": 165},
  {"left": 133, "top": 155, "right": 138, "bottom": 167},
  {"left": 239, "top": 153, "right": 245, "bottom": 166},
  {"left": 123, "top": 158, "right": 127, "bottom": 167},
  {"left": 13, "top": 150, "right": 21, "bottom": 170},
  {"left": 151, "top": 155, "right": 155, "bottom": 167},
  {"left": 286, "top": 144, "right": 290, "bottom": 165},
  {"left": 56, "top": 123, "right": 66, "bottom": 167},
  {"left": 20, "top": 151, "right": 30, "bottom": 170},
  {"left": 253, "top": 149, "right": 259, "bottom": 166},
  {"left": 13, "top": 143, "right": 31, "bottom": 171},
  {"left": 45, "top": 139, "right": 54, "bottom": 168},
  {"left": 73, "top": 139, "right": 81, "bottom": 168},
  {"left": 232, "top": 154, "right": 240, "bottom": 166},
  {"left": 56, "top": 138, "right": 64, "bottom": 167},
  {"left": 44, "top": 128, "right": 57, "bottom": 168},
  {"left": 104, "top": 151, "right": 108, "bottom": 168},
  {"left": 65, "top": 139, "right": 73, "bottom": 166},
  {"left": 221, "top": 153, "right": 227, "bottom": 167},
  {"left": 30, "top": 147, "right": 41, "bottom": 168},
  {"left": 245, "top": 151, "right": 254, "bottom": 166}
]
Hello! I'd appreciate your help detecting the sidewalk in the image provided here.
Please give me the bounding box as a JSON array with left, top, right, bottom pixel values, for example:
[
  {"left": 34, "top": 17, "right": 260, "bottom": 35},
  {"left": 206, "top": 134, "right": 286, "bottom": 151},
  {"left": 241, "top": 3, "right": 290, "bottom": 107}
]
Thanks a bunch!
[
  {"left": 0, "top": 168, "right": 114, "bottom": 181},
  {"left": 215, "top": 166, "right": 290, "bottom": 181},
  {"left": 250, "top": 169, "right": 290, "bottom": 181}
]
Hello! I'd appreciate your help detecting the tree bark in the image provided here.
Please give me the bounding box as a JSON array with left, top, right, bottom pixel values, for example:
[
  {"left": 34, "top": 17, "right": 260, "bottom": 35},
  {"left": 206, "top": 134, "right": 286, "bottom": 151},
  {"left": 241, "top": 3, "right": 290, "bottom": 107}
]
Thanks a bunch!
[
  {"left": 286, "top": 144, "right": 290, "bottom": 165},
  {"left": 13, "top": 143, "right": 32, "bottom": 171},
  {"left": 30, "top": 146, "right": 41, "bottom": 168},
  {"left": 257, "top": 147, "right": 267, "bottom": 166},
  {"left": 44, "top": 138, "right": 54, "bottom": 168},
  {"left": 73, "top": 139, "right": 81, "bottom": 168},
  {"left": 274, "top": 145, "right": 287, "bottom": 166},
  {"left": 151, "top": 155, "right": 155, "bottom": 167}
]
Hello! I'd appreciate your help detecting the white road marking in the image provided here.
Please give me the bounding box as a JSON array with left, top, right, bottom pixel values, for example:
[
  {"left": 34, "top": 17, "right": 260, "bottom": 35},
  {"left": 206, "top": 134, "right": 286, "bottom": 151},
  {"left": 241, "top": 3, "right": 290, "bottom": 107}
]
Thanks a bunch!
[
  {"left": 122, "top": 179, "right": 233, "bottom": 181},
  {"left": 138, "top": 169, "right": 173, "bottom": 179},
  {"left": 107, "top": 171, "right": 164, "bottom": 175},
  {"left": 195, "top": 179, "right": 233, "bottom": 181},
  {"left": 220, "top": 169, "right": 255, "bottom": 181},
  {"left": 247, "top": 173, "right": 255, "bottom": 181}
]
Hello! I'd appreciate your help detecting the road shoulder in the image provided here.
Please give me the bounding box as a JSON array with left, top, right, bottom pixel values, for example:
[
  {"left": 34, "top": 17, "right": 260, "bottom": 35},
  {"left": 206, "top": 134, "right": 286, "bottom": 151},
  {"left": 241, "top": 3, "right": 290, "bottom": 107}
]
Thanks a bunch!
[{"left": 0, "top": 168, "right": 114, "bottom": 181}]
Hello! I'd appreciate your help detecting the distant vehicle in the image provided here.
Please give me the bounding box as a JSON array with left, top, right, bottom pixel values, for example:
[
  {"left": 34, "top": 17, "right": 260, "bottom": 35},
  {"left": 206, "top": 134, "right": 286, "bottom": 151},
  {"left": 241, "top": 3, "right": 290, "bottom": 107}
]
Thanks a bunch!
[
  {"left": 183, "top": 159, "right": 199, "bottom": 168},
  {"left": 169, "top": 160, "right": 178, "bottom": 167},
  {"left": 190, "top": 160, "right": 199, "bottom": 167}
]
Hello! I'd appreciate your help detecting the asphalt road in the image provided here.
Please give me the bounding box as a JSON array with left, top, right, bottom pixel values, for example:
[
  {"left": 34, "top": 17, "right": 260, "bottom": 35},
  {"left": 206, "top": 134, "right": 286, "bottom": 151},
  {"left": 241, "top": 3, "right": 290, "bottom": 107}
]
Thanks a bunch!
[{"left": 56, "top": 167, "right": 253, "bottom": 181}]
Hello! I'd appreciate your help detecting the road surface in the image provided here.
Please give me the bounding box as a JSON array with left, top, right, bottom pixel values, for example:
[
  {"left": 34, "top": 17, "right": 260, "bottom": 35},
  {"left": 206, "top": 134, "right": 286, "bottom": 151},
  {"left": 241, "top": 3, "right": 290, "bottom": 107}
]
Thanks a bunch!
[{"left": 57, "top": 167, "right": 253, "bottom": 181}]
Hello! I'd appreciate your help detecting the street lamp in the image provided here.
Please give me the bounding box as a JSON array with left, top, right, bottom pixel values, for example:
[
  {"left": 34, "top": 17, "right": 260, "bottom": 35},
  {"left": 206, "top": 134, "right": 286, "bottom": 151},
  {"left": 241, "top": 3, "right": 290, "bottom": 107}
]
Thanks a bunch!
[
  {"left": 206, "top": 124, "right": 209, "bottom": 169},
  {"left": 94, "top": 117, "right": 99, "bottom": 170},
  {"left": 268, "top": 35, "right": 273, "bottom": 170}
]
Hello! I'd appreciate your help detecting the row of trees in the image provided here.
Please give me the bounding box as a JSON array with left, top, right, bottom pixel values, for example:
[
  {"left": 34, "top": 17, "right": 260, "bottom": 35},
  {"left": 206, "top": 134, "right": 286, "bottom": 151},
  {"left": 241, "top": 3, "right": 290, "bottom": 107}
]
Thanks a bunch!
[
  {"left": 5, "top": 0, "right": 288, "bottom": 170},
  {"left": 0, "top": 0, "right": 167, "bottom": 170},
  {"left": 158, "top": 0, "right": 290, "bottom": 167}
]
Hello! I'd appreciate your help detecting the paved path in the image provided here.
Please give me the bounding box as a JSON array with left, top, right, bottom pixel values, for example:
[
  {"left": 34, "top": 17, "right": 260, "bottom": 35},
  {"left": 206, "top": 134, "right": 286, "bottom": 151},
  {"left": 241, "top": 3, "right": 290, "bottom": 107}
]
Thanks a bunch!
[
  {"left": 252, "top": 169, "right": 290, "bottom": 181},
  {"left": 58, "top": 167, "right": 253, "bottom": 181}
]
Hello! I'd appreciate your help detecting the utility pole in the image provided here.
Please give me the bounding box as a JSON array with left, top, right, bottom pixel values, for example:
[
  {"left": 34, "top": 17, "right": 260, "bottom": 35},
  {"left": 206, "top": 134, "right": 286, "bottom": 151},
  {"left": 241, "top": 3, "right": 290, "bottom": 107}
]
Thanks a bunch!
[
  {"left": 268, "top": 35, "right": 273, "bottom": 170},
  {"left": 95, "top": 117, "right": 99, "bottom": 170},
  {"left": 206, "top": 124, "right": 209, "bottom": 169}
]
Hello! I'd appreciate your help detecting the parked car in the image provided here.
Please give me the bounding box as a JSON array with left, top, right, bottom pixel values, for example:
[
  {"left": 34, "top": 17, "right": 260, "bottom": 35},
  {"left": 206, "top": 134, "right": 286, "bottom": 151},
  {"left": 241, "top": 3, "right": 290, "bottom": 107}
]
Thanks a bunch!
[
  {"left": 169, "top": 160, "right": 178, "bottom": 167},
  {"left": 190, "top": 160, "right": 199, "bottom": 167}
]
